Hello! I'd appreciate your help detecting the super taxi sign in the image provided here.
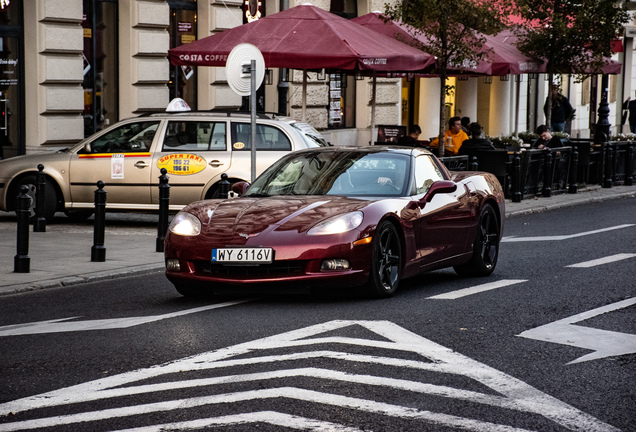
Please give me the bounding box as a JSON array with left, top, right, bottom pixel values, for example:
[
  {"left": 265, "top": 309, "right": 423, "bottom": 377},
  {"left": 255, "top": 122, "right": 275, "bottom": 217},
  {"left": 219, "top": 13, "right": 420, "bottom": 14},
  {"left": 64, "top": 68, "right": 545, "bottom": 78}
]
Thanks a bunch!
[{"left": 157, "top": 153, "right": 207, "bottom": 175}]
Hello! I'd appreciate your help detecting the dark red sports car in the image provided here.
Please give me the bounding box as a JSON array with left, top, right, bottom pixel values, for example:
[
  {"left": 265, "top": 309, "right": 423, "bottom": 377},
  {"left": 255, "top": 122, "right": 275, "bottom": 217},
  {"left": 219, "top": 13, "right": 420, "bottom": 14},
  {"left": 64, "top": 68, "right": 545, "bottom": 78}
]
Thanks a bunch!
[{"left": 164, "top": 146, "right": 505, "bottom": 297}]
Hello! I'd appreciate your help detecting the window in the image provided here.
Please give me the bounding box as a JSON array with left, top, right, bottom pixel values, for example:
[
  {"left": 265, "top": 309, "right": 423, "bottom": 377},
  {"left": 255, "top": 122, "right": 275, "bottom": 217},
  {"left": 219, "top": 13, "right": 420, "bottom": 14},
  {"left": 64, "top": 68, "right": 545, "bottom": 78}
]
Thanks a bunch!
[
  {"left": 162, "top": 121, "right": 226, "bottom": 151},
  {"left": 82, "top": 121, "right": 160, "bottom": 154},
  {"left": 414, "top": 155, "right": 444, "bottom": 195},
  {"left": 328, "top": 73, "right": 355, "bottom": 129},
  {"left": 82, "top": 0, "right": 118, "bottom": 137},
  {"left": 230, "top": 123, "right": 291, "bottom": 151},
  {"left": 168, "top": 0, "right": 197, "bottom": 108}
]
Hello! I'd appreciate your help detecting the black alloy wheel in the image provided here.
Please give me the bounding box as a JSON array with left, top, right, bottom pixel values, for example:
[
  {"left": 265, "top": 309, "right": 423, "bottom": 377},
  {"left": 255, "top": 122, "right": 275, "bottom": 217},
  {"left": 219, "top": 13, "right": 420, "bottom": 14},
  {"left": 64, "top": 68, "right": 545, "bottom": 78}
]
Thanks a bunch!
[
  {"left": 365, "top": 221, "right": 402, "bottom": 298},
  {"left": 454, "top": 203, "right": 499, "bottom": 277}
]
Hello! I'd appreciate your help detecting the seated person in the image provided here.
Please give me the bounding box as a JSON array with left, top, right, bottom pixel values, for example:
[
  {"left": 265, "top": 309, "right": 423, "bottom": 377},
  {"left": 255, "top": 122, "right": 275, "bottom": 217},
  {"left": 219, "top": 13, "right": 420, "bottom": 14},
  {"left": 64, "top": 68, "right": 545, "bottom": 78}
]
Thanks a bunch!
[
  {"left": 429, "top": 116, "right": 469, "bottom": 155},
  {"left": 533, "top": 124, "right": 562, "bottom": 149},
  {"left": 458, "top": 122, "right": 496, "bottom": 155},
  {"left": 397, "top": 125, "right": 422, "bottom": 147}
]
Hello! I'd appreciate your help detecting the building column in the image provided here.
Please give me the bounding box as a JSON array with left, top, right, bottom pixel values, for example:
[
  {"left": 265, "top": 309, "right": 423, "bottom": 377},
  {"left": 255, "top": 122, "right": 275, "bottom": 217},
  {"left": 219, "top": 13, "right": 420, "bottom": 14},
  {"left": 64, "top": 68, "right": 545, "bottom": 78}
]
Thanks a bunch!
[
  {"left": 489, "top": 78, "right": 511, "bottom": 136},
  {"left": 24, "top": 0, "right": 84, "bottom": 152},
  {"left": 455, "top": 78, "right": 478, "bottom": 123},
  {"left": 417, "top": 77, "right": 441, "bottom": 140}
]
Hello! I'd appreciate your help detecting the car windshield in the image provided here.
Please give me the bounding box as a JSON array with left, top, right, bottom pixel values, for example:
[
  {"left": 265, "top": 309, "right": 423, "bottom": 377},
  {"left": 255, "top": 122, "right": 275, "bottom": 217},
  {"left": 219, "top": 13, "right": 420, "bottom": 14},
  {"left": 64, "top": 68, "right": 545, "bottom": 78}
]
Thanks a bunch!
[{"left": 245, "top": 150, "right": 410, "bottom": 197}]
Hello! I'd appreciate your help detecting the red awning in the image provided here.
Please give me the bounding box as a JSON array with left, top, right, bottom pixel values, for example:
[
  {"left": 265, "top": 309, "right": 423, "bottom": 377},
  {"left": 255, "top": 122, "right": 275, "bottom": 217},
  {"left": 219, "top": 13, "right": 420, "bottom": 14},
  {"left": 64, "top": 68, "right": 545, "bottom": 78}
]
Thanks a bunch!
[{"left": 168, "top": 5, "right": 434, "bottom": 72}]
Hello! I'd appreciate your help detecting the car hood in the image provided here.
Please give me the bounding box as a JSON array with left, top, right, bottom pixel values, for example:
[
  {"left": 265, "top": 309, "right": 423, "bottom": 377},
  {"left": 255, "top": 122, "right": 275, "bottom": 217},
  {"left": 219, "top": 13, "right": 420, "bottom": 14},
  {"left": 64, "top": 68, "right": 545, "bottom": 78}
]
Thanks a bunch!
[{"left": 184, "top": 196, "right": 372, "bottom": 238}]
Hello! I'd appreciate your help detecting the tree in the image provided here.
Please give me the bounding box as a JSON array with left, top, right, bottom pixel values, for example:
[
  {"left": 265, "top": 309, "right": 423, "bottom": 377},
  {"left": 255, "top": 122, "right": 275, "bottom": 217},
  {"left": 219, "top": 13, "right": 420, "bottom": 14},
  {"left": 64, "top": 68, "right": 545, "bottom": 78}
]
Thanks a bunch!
[
  {"left": 384, "top": 0, "right": 511, "bottom": 156},
  {"left": 513, "top": 0, "right": 630, "bottom": 128}
]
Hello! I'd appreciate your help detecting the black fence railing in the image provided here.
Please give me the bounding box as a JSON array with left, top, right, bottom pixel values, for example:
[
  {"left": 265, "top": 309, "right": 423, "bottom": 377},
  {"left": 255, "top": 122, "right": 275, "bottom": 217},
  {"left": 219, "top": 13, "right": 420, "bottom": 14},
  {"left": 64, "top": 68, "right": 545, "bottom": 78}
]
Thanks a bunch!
[{"left": 441, "top": 141, "right": 636, "bottom": 201}]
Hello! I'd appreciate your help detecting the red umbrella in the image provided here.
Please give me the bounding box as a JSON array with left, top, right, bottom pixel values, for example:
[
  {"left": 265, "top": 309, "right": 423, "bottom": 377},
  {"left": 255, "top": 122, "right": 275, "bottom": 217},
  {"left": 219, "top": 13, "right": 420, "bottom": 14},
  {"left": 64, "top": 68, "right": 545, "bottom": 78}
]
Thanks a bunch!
[
  {"left": 351, "top": 13, "right": 544, "bottom": 76},
  {"left": 168, "top": 5, "right": 434, "bottom": 72}
]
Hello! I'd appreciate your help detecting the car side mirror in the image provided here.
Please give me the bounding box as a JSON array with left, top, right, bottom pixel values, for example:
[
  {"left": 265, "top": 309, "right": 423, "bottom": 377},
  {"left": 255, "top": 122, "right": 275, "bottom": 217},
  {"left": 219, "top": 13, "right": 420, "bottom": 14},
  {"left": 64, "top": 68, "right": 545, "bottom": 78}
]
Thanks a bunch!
[
  {"left": 231, "top": 181, "right": 250, "bottom": 196},
  {"left": 83, "top": 142, "right": 92, "bottom": 153},
  {"left": 421, "top": 180, "right": 457, "bottom": 206}
]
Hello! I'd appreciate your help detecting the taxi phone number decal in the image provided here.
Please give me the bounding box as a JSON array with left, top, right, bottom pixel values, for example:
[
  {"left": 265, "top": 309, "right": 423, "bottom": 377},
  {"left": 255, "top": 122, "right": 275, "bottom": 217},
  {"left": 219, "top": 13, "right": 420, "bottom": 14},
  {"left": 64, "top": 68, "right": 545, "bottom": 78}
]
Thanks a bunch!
[{"left": 157, "top": 154, "right": 207, "bottom": 175}]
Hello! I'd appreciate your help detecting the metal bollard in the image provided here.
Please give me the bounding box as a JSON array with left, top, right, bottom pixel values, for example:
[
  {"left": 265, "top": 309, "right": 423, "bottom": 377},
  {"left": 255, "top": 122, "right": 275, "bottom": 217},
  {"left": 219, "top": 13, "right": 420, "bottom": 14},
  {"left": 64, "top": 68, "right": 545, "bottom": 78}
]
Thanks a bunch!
[
  {"left": 219, "top": 173, "right": 230, "bottom": 199},
  {"left": 603, "top": 144, "right": 613, "bottom": 188},
  {"left": 569, "top": 146, "right": 578, "bottom": 194},
  {"left": 34, "top": 164, "right": 46, "bottom": 232},
  {"left": 91, "top": 181, "right": 106, "bottom": 262},
  {"left": 512, "top": 152, "right": 522, "bottom": 203},
  {"left": 156, "top": 168, "right": 170, "bottom": 253},
  {"left": 624, "top": 145, "right": 633, "bottom": 186},
  {"left": 542, "top": 150, "right": 552, "bottom": 197},
  {"left": 14, "top": 185, "right": 31, "bottom": 273},
  {"left": 470, "top": 156, "right": 478, "bottom": 171}
]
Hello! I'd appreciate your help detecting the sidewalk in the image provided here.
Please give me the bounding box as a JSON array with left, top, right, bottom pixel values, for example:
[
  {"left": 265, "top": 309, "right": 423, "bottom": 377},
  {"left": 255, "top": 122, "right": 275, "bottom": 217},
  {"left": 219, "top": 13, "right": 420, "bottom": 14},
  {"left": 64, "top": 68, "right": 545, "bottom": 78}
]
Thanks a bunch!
[{"left": 1, "top": 184, "right": 634, "bottom": 296}]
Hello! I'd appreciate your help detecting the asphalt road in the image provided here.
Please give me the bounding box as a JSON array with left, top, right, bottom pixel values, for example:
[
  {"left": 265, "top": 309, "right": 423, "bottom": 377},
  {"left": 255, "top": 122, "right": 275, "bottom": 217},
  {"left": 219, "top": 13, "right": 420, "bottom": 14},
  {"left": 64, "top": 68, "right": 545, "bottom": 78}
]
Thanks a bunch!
[{"left": 0, "top": 197, "right": 634, "bottom": 432}]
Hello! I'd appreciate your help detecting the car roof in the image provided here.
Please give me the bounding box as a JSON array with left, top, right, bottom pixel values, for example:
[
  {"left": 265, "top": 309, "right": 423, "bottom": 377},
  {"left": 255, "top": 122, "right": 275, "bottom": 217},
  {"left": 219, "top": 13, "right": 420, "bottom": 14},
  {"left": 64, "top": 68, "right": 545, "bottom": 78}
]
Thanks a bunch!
[{"left": 290, "top": 145, "right": 433, "bottom": 156}]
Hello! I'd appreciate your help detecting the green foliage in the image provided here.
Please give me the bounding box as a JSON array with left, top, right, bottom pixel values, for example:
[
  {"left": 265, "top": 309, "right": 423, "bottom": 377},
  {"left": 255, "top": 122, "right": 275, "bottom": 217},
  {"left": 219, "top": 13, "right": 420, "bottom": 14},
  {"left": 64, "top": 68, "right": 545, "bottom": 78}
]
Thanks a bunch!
[
  {"left": 518, "top": 131, "right": 538, "bottom": 143},
  {"left": 514, "top": 0, "right": 629, "bottom": 76},
  {"left": 488, "top": 134, "right": 524, "bottom": 149}
]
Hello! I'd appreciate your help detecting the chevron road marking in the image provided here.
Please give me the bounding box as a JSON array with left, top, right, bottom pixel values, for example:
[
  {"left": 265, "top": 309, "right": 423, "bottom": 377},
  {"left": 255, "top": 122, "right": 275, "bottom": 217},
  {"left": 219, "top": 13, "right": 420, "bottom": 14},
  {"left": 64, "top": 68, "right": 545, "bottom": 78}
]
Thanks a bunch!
[
  {"left": 0, "top": 320, "right": 619, "bottom": 432},
  {"left": 518, "top": 297, "right": 636, "bottom": 364},
  {"left": 0, "top": 300, "right": 252, "bottom": 337},
  {"left": 501, "top": 224, "right": 634, "bottom": 242}
]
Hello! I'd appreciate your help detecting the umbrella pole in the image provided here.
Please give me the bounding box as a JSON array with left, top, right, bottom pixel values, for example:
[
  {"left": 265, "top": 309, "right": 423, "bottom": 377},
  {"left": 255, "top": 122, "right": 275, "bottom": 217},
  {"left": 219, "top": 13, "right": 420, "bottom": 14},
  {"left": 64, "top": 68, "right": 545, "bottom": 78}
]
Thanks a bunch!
[
  {"left": 251, "top": 59, "right": 257, "bottom": 182},
  {"left": 371, "top": 72, "right": 377, "bottom": 145},
  {"left": 302, "top": 70, "right": 307, "bottom": 122}
]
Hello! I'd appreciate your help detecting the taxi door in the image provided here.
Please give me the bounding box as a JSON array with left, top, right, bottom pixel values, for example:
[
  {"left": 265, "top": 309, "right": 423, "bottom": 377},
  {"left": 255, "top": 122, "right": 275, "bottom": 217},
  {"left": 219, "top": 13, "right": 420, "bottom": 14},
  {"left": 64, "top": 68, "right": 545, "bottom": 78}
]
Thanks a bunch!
[
  {"left": 150, "top": 120, "right": 231, "bottom": 207},
  {"left": 69, "top": 120, "right": 159, "bottom": 208}
]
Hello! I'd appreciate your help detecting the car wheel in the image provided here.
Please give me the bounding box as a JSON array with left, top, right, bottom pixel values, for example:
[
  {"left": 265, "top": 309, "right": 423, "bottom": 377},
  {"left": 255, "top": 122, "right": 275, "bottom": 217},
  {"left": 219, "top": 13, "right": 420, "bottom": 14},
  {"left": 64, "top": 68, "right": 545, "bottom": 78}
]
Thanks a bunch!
[
  {"left": 364, "top": 221, "right": 402, "bottom": 298},
  {"left": 64, "top": 209, "right": 94, "bottom": 222},
  {"left": 454, "top": 203, "right": 499, "bottom": 277},
  {"left": 13, "top": 175, "right": 58, "bottom": 222}
]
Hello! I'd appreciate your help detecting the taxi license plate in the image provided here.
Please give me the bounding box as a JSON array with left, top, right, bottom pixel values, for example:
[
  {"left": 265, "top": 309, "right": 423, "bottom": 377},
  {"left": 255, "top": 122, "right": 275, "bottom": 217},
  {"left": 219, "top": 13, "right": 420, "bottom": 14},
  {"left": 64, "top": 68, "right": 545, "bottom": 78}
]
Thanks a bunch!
[{"left": 212, "top": 247, "right": 273, "bottom": 264}]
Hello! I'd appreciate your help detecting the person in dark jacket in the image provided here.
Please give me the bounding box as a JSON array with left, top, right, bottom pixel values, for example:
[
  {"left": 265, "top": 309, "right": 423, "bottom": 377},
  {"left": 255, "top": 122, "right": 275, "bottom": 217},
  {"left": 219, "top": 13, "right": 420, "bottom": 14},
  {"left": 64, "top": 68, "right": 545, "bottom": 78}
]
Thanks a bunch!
[
  {"left": 533, "top": 125, "right": 562, "bottom": 149},
  {"left": 458, "top": 122, "right": 496, "bottom": 156},
  {"left": 397, "top": 124, "right": 422, "bottom": 147},
  {"left": 544, "top": 86, "right": 572, "bottom": 132}
]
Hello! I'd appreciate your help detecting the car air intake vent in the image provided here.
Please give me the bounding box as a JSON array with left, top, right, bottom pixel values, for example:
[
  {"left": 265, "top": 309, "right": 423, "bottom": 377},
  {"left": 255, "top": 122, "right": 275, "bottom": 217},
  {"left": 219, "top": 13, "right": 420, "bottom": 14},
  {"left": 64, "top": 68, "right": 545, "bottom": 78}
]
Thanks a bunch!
[{"left": 195, "top": 260, "right": 308, "bottom": 278}]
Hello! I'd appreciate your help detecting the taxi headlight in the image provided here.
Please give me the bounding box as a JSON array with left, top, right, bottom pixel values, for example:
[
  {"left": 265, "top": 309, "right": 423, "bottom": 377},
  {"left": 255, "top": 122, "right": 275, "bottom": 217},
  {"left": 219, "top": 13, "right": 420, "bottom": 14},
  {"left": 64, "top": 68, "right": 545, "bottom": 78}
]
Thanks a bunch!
[
  {"left": 308, "top": 211, "right": 363, "bottom": 235},
  {"left": 169, "top": 212, "right": 201, "bottom": 236}
]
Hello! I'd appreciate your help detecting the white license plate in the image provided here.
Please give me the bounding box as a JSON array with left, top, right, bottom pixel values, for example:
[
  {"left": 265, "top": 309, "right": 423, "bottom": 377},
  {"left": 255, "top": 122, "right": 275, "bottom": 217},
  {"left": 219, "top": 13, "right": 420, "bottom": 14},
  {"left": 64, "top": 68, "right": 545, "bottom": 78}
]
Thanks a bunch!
[{"left": 212, "top": 247, "right": 273, "bottom": 264}]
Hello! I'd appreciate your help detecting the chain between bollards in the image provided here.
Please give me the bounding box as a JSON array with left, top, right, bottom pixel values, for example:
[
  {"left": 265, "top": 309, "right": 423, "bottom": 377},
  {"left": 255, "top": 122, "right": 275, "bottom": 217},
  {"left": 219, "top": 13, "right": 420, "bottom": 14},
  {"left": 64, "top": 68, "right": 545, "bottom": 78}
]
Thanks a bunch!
[
  {"left": 34, "top": 164, "right": 46, "bottom": 232},
  {"left": 91, "top": 181, "right": 106, "bottom": 262},
  {"left": 156, "top": 168, "right": 170, "bottom": 253},
  {"left": 14, "top": 185, "right": 31, "bottom": 273}
]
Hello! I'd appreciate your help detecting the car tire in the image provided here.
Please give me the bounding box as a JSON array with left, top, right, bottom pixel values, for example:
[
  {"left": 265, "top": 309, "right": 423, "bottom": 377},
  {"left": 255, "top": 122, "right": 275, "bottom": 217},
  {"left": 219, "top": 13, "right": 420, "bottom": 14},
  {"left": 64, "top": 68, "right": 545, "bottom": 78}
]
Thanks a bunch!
[
  {"left": 13, "top": 175, "right": 58, "bottom": 222},
  {"left": 64, "top": 209, "right": 94, "bottom": 222},
  {"left": 364, "top": 221, "right": 402, "bottom": 298},
  {"left": 454, "top": 203, "right": 500, "bottom": 277}
]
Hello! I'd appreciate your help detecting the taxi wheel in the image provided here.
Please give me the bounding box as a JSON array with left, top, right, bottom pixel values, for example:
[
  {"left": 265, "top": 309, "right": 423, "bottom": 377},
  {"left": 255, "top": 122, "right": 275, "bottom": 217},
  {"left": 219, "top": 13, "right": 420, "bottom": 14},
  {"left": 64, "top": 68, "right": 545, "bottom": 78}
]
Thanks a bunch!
[{"left": 14, "top": 175, "right": 58, "bottom": 222}]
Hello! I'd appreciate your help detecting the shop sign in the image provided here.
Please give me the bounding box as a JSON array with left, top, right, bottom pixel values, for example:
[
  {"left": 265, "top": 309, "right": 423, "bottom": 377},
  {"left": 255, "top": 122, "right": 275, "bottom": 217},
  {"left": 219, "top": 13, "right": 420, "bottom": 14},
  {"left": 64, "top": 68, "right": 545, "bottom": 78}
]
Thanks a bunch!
[
  {"left": 0, "top": 0, "right": 10, "bottom": 10},
  {"left": 157, "top": 154, "right": 207, "bottom": 175},
  {"left": 178, "top": 22, "right": 192, "bottom": 33}
]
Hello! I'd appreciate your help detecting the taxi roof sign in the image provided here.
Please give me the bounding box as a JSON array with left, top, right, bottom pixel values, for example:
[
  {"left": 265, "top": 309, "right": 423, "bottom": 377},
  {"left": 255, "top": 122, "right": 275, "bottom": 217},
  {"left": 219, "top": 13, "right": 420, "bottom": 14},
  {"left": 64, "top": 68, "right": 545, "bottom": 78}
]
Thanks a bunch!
[{"left": 166, "top": 98, "right": 191, "bottom": 112}]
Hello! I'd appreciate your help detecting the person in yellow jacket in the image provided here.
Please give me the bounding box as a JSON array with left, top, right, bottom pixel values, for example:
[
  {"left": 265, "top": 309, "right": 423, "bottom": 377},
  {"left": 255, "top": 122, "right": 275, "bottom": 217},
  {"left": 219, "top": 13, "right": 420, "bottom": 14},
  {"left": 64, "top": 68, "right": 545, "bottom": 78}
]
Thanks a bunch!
[{"left": 429, "top": 116, "right": 469, "bottom": 155}]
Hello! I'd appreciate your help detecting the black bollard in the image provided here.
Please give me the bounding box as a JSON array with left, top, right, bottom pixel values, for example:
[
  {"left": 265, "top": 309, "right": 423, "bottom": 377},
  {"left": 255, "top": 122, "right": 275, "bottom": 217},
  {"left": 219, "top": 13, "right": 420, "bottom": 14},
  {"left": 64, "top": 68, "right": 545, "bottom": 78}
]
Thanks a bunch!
[
  {"left": 156, "top": 168, "right": 170, "bottom": 253},
  {"left": 470, "top": 156, "right": 479, "bottom": 171},
  {"left": 91, "top": 181, "right": 106, "bottom": 262},
  {"left": 569, "top": 146, "right": 578, "bottom": 194},
  {"left": 219, "top": 173, "right": 230, "bottom": 199},
  {"left": 624, "top": 145, "right": 634, "bottom": 186},
  {"left": 542, "top": 150, "right": 552, "bottom": 197},
  {"left": 34, "top": 164, "right": 46, "bottom": 232},
  {"left": 512, "top": 152, "right": 522, "bottom": 203},
  {"left": 14, "top": 185, "right": 31, "bottom": 273},
  {"left": 603, "top": 144, "right": 613, "bottom": 188}
]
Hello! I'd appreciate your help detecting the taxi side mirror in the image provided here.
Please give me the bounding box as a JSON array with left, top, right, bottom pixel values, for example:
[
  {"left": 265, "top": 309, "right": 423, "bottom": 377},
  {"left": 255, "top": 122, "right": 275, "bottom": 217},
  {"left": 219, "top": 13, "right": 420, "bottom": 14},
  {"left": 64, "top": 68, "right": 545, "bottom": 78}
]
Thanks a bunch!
[
  {"left": 231, "top": 181, "right": 250, "bottom": 196},
  {"left": 83, "top": 143, "right": 92, "bottom": 153}
]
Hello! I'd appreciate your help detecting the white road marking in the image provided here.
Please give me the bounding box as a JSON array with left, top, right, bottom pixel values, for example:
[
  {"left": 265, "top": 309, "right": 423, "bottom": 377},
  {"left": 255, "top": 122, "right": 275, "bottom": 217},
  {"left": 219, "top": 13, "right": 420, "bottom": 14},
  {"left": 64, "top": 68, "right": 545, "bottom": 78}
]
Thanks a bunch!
[
  {"left": 566, "top": 253, "right": 636, "bottom": 268},
  {"left": 501, "top": 224, "right": 635, "bottom": 242},
  {"left": 0, "top": 300, "right": 252, "bottom": 337},
  {"left": 0, "top": 320, "right": 619, "bottom": 432},
  {"left": 427, "top": 279, "right": 527, "bottom": 300},
  {"left": 518, "top": 297, "right": 636, "bottom": 364}
]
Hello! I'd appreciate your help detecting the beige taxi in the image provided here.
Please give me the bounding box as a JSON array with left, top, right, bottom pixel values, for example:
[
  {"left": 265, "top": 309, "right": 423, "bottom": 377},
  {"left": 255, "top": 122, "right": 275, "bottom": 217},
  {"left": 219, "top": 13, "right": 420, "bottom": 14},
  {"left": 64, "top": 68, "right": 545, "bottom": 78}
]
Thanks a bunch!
[{"left": 0, "top": 110, "right": 327, "bottom": 220}]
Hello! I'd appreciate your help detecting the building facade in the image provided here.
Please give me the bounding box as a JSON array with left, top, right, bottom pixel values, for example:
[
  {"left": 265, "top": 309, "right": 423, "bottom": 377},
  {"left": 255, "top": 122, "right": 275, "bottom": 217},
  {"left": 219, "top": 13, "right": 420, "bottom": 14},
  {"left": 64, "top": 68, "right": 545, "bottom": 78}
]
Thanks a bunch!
[{"left": 1, "top": 0, "right": 634, "bottom": 160}]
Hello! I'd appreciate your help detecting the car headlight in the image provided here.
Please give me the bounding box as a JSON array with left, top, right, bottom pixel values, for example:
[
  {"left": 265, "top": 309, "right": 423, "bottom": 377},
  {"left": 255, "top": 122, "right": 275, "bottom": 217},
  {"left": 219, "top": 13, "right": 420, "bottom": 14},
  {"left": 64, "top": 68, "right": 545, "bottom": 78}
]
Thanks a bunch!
[
  {"left": 308, "top": 211, "right": 363, "bottom": 235},
  {"left": 169, "top": 212, "right": 201, "bottom": 236}
]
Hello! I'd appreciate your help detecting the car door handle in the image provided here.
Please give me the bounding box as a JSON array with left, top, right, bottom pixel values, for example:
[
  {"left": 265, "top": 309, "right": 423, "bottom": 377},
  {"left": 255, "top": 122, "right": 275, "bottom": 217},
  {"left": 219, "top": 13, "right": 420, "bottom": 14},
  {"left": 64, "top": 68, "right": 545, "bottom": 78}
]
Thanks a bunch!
[
  {"left": 209, "top": 160, "right": 224, "bottom": 167},
  {"left": 134, "top": 161, "right": 150, "bottom": 168}
]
